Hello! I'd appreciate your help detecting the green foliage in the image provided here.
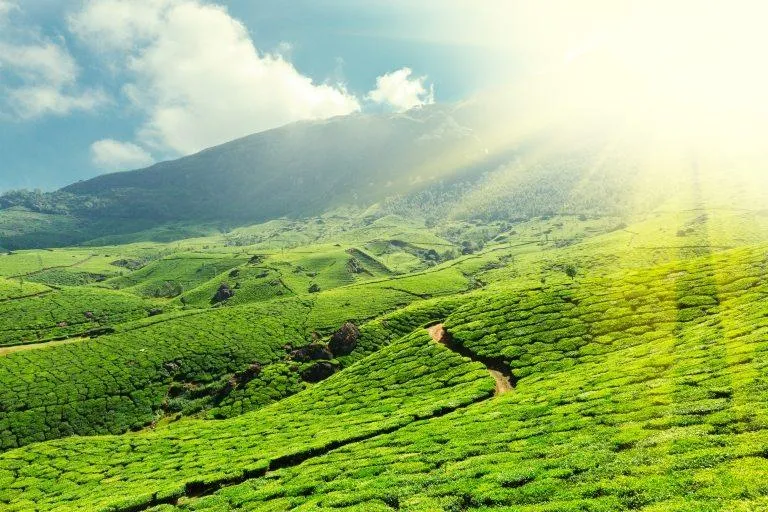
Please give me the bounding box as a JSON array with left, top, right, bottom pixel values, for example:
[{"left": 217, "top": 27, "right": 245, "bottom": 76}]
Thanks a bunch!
[
  {"left": 25, "top": 268, "right": 110, "bottom": 286},
  {"left": 0, "top": 299, "right": 310, "bottom": 450},
  {"left": 145, "top": 244, "right": 768, "bottom": 511},
  {"left": 179, "top": 266, "right": 289, "bottom": 307},
  {"left": 0, "top": 287, "right": 155, "bottom": 346},
  {"left": 0, "top": 277, "right": 49, "bottom": 300},
  {"left": 305, "top": 267, "right": 469, "bottom": 333},
  {"left": 1, "top": 169, "right": 768, "bottom": 512},
  {"left": 0, "top": 252, "right": 472, "bottom": 451},
  {"left": 0, "top": 331, "right": 493, "bottom": 511},
  {"left": 106, "top": 253, "right": 249, "bottom": 298}
]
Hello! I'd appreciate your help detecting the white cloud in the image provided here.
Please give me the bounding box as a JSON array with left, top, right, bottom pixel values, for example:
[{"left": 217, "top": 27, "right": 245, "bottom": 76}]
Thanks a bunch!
[
  {"left": 10, "top": 86, "right": 108, "bottom": 119},
  {"left": 71, "top": 0, "right": 360, "bottom": 155},
  {"left": 0, "top": 6, "right": 108, "bottom": 119},
  {"left": 0, "top": 41, "right": 77, "bottom": 87},
  {"left": 367, "top": 67, "right": 435, "bottom": 112},
  {"left": 91, "top": 139, "right": 155, "bottom": 170},
  {"left": 68, "top": 0, "right": 178, "bottom": 52}
]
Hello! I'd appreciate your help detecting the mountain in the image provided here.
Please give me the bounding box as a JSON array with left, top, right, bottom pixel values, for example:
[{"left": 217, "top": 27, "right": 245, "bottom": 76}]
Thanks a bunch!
[
  {"left": 1, "top": 104, "right": 504, "bottom": 248},
  {"left": 4, "top": 94, "right": 757, "bottom": 252},
  {"left": 0, "top": 96, "right": 661, "bottom": 250},
  {"left": 63, "top": 106, "right": 493, "bottom": 219}
]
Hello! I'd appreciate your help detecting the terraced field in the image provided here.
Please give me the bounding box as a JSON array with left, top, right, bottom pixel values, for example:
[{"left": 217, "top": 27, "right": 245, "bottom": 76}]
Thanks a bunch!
[
  {"left": 145, "top": 244, "right": 768, "bottom": 511},
  {"left": 0, "top": 332, "right": 493, "bottom": 511},
  {"left": 1, "top": 202, "right": 768, "bottom": 511}
]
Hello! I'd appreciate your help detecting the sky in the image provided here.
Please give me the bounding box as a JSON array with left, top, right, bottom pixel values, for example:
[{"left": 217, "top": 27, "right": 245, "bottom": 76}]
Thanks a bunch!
[
  {"left": 2, "top": 0, "right": 767, "bottom": 192},
  {"left": 0, "top": 0, "right": 517, "bottom": 192}
]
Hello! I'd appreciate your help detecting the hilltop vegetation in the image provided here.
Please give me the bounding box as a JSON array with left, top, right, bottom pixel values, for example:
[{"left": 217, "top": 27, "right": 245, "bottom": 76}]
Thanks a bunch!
[{"left": 1, "top": 108, "right": 768, "bottom": 511}]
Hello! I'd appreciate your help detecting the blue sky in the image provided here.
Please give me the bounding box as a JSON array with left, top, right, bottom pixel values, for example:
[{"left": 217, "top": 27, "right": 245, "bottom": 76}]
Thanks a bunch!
[
  {"left": 4, "top": 1, "right": 758, "bottom": 193},
  {"left": 0, "top": 0, "right": 523, "bottom": 192}
]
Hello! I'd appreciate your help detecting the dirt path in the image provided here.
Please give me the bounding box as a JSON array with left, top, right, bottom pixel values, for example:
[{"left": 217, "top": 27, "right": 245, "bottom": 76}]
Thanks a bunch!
[
  {"left": 487, "top": 369, "right": 513, "bottom": 394},
  {"left": 427, "top": 324, "right": 445, "bottom": 344},
  {"left": 427, "top": 323, "right": 513, "bottom": 395}
]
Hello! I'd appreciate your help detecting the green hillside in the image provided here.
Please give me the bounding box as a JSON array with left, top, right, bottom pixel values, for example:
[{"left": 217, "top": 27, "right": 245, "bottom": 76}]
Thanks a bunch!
[
  {"left": 1, "top": 209, "right": 767, "bottom": 510},
  {"left": 0, "top": 104, "right": 681, "bottom": 251},
  {"left": 1, "top": 106, "right": 768, "bottom": 512},
  {"left": 6, "top": 0, "right": 768, "bottom": 509}
]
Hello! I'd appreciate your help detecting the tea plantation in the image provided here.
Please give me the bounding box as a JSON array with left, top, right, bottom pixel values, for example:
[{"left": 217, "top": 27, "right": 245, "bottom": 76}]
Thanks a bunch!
[
  {"left": 146, "top": 244, "right": 768, "bottom": 511},
  {"left": 1, "top": 203, "right": 767, "bottom": 511},
  {"left": 0, "top": 331, "right": 494, "bottom": 511},
  {"left": 0, "top": 278, "right": 49, "bottom": 301},
  {"left": 0, "top": 257, "right": 471, "bottom": 451},
  {"left": 0, "top": 287, "right": 157, "bottom": 346}
]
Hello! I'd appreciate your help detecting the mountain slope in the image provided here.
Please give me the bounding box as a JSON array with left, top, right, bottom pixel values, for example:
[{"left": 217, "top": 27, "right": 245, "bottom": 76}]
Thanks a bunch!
[
  {"left": 0, "top": 97, "right": 670, "bottom": 250},
  {"left": 63, "top": 107, "right": 488, "bottom": 219},
  {"left": 0, "top": 105, "right": 501, "bottom": 249}
]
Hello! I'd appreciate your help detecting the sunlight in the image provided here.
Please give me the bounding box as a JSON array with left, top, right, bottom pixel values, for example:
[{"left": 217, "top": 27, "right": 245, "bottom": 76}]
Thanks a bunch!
[
  {"left": 542, "top": 1, "right": 768, "bottom": 142},
  {"left": 428, "top": 0, "right": 768, "bottom": 154}
]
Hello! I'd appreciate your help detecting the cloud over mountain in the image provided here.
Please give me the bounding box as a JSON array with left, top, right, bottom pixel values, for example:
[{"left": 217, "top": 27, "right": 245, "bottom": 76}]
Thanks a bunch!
[
  {"left": 90, "top": 139, "right": 155, "bottom": 171},
  {"left": 367, "top": 68, "right": 435, "bottom": 112},
  {"left": 71, "top": 0, "right": 361, "bottom": 157}
]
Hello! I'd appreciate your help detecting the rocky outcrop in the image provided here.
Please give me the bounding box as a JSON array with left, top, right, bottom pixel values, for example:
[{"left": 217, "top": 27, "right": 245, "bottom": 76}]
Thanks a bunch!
[
  {"left": 212, "top": 283, "right": 235, "bottom": 303},
  {"left": 223, "top": 363, "right": 262, "bottom": 393},
  {"left": 300, "top": 361, "right": 338, "bottom": 382},
  {"left": 289, "top": 343, "right": 333, "bottom": 362},
  {"left": 346, "top": 258, "right": 365, "bottom": 274},
  {"left": 328, "top": 322, "right": 360, "bottom": 356}
]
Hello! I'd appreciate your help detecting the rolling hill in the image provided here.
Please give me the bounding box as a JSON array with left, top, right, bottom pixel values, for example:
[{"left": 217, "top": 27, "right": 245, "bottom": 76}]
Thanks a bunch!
[{"left": 2, "top": 97, "right": 768, "bottom": 511}]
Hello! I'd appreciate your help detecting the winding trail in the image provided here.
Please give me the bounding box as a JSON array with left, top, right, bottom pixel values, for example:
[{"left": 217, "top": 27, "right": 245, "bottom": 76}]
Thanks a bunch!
[
  {"left": 83, "top": 322, "right": 513, "bottom": 512},
  {"left": 427, "top": 323, "right": 514, "bottom": 395}
]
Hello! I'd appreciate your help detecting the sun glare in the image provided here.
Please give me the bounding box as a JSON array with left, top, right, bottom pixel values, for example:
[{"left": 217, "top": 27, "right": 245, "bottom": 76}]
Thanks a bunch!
[
  {"left": 548, "top": 1, "right": 768, "bottom": 138},
  {"left": 442, "top": 0, "right": 768, "bottom": 151}
]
